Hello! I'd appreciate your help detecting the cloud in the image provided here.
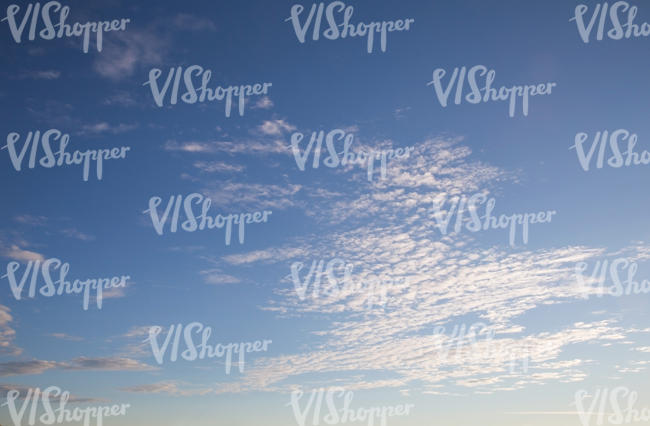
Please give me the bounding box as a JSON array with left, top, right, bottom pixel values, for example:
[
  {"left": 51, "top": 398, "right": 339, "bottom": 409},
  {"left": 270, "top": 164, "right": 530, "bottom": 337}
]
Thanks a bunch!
[
  {"left": 0, "top": 357, "right": 156, "bottom": 377},
  {"left": 61, "top": 357, "right": 156, "bottom": 372},
  {"left": 47, "top": 333, "right": 83, "bottom": 342},
  {"left": 0, "top": 384, "right": 101, "bottom": 403},
  {"left": 93, "top": 30, "right": 166, "bottom": 80},
  {"left": 121, "top": 381, "right": 213, "bottom": 396},
  {"left": 103, "top": 91, "right": 139, "bottom": 107},
  {"left": 257, "top": 119, "right": 296, "bottom": 136},
  {"left": 0, "top": 305, "right": 22, "bottom": 356},
  {"left": 193, "top": 161, "right": 245, "bottom": 173},
  {"left": 175, "top": 134, "right": 650, "bottom": 396},
  {"left": 60, "top": 228, "right": 95, "bottom": 241},
  {"left": 203, "top": 182, "right": 301, "bottom": 210},
  {"left": 200, "top": 269, "right": 242, "bottom": 285},
  {"left": 14, "top": 70, "right": 61, "bottom": 80},
  {"left": 1, "top": 245, "right": 45, "bottom": 262},
  {"left": 394, "top": 106, "right": 411, "bottom": 119},
  {"left": 223, "top": 247, "right": 309, "bottom": 266},
  {"left": 252, "top": 96, "right": 274, "bottom": 110},
  {"left": 30, "top": 70, "right": 60, "bottom": 79},
  {"left": 164, "top": 139, "right": 288, "bottom": 155},
  {"left": 78, "top": 122, "right": 137, "bottom": 135},
  {"left": 0, "top": 360, "right": 59, "bottom": 377},
  {"left": 13, "top": 215, "right": 47, "bottom": 226},
  {"left": 172, "top": 14, "right": 217, "bottom": 31}
]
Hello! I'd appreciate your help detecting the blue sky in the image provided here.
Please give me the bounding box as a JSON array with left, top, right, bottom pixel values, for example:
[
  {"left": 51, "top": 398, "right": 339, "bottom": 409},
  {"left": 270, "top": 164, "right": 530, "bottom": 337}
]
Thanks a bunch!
[{"left": 1, "top": 0, "right": 650, "bottom": 425}]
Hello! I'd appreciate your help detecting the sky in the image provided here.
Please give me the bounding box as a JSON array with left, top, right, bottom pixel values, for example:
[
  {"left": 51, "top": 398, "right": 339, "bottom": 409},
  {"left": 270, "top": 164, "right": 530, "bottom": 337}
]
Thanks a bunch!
[{"left": 1, "top": 0, "right": 650, "bottom": 425}]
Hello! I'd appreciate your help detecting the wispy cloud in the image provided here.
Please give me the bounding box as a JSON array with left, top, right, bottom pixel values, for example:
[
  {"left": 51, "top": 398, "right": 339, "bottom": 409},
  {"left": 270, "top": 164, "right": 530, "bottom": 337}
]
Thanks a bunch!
[
  {"left": 60, "top": 228, "right": 95, "bottom": 241},
  {"left": 121, "top": 381, "right": 213, "bottom": 396},
  {"left": 78, "top": 122, "right": 137, "bottom": 135},
  {"left": 193, "top": 161, "right": 245, "bottom": 173},
  {"left": 0, "top": 357, "right": 157, "bottom": 377},
  {"left": 1, "top": 245, "right": 45, "bottom": 262},
  {"left": 172, "top": 14, "right": 217, "bottom": 32},
  {"left": 47, "top": 333, "right": 83, "bottom": 342},
  {"left": 203, "top": 182, "right": 301, "bottom": 210},
  {"left": 93, "top": 29, "right": 167, "bottom": 80},
  {"left": 0, "top": 305, "right": 22, "bottom": 356},
  {"left": 252, "top": 96, "right": 274, "bottom": 110},
  {"left": 164, "top": 139, "right": 288, "bottom": 155},
  {"left": 14, "top": 70, "right": 61, "bottom": 80},
  {"left": 257, "top": 119, "right": 296, "bottom": 136}
]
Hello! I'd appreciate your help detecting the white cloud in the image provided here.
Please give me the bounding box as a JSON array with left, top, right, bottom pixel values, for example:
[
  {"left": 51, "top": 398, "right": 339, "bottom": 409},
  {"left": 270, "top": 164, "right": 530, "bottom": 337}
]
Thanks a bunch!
[
  {"left": 47, "top": 333, "right": 83, "bottom": 342},
  {"left": 93, "top": 30, "right": 166, "bottom": 80},
  {"left": 79, "top": 122, "right": 137, "bottom": 135},
  {"left": 0, "top": 305, "right": 21, "bottom": 356},
  {"left": 1, "top": 245, "right": 44, "bottom": 262},
  {"left": 193, "top": 161, "right": 245, "bottom": 173},
  {"left": 253, "top": 96, "right": 274, "bottom": 110},
  {"left": 257, "top": 119, "right": 296, "bottom": 136}
]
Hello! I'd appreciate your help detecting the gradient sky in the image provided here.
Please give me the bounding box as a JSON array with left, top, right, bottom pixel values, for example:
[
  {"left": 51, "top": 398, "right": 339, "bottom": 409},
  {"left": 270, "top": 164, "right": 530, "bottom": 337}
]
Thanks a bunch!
[{"left": 1, "top": 0, "right": 650, "bottom": 425}]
